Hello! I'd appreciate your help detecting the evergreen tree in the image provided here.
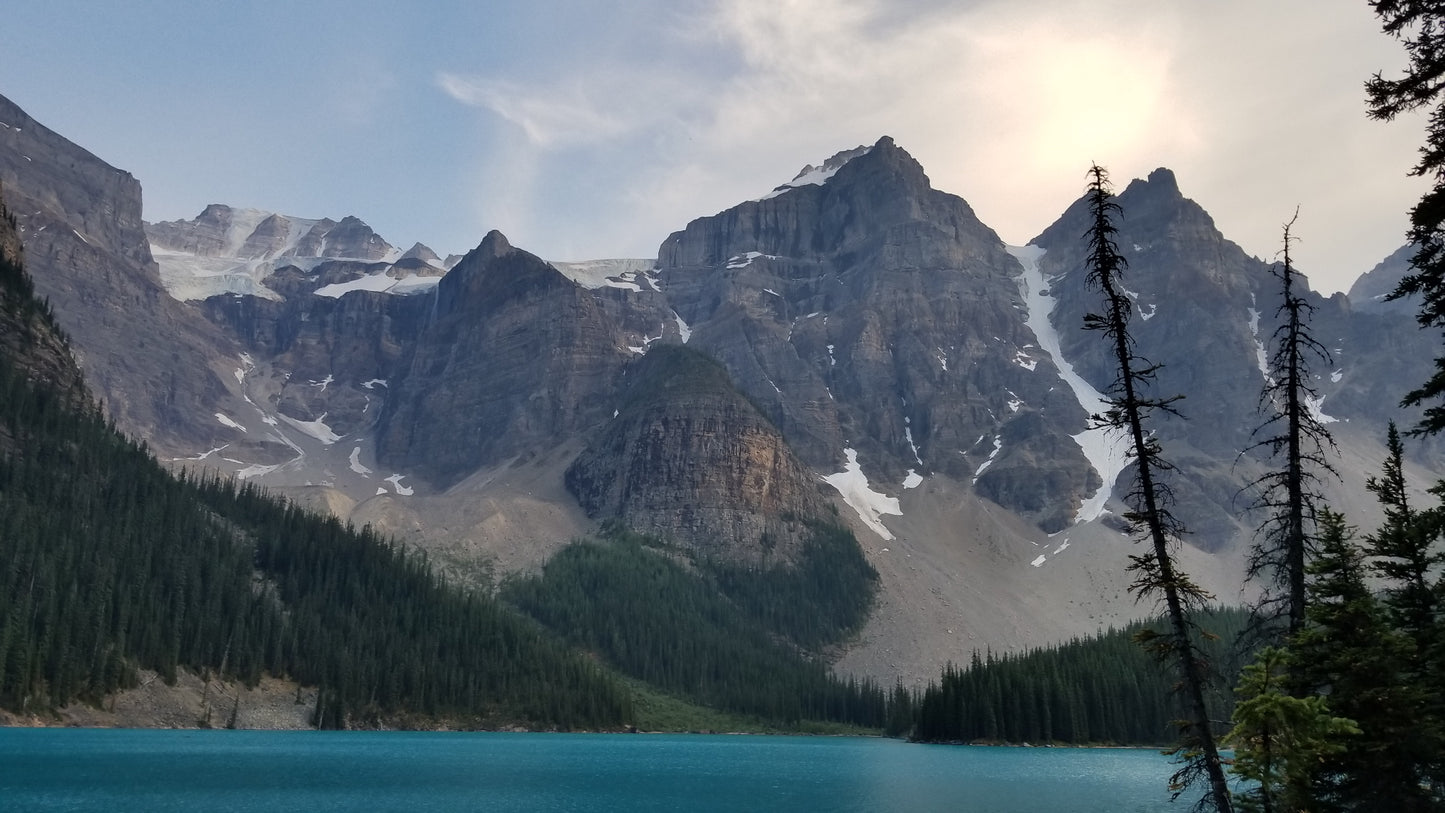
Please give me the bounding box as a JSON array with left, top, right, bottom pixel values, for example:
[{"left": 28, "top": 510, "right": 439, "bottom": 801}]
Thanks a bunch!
[
  {"left": 1363, "top": 423, "right": 1445, "bottom": 802},
  {"left": 1225, "top": 646, "right": 1358, "bottom": 813},
  {"left": 1367, "top": 2, "right": 1445, "bottom": 434},
  {"left": 1080, "top": 164, "right": 1232, "bottom": 812},
  {"left": 1291, "top": 509, "right": 1436, "bottom": 811},
  {"left": 1244, "top": 212, "right": 1338, "bottom": 639}
]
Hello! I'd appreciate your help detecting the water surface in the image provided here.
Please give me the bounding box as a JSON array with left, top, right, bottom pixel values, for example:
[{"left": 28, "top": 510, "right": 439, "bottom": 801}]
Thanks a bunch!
[{"left": 0, "top": 729, "right": 1188, "bottom": 811}]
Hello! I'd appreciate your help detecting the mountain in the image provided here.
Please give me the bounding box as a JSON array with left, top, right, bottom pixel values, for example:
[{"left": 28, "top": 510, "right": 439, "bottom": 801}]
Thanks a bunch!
[
  {"left": 1044, "top": 171, "right": 1443, "bottom": 537},
  {"left": 655, "top": 137, "right": 1098, "bottom": 533},
  {"left": 147, "top": 204, "right": 452, "bottom": 302},
  {"left": 5, "top": 90, "right": 1440, "bottom": 689},
  {"left": 1348, "top": 244, "right": 1415, "bottom": 316},
  {"left": 0, "top": 178, "right": 637, "bottom": 731},
  {"left": 0, "top": 93, "right": 242, "bottom": 457}
]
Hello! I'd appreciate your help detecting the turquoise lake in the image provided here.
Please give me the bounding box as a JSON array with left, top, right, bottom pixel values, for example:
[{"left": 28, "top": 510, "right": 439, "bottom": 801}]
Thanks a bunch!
[{"left": 0, "top": 729, "right": 1196, "bottom": 811}]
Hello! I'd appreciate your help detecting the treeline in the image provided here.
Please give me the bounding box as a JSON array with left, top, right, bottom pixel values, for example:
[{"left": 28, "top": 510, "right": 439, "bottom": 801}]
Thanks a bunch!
[
  {"left": 501, "top": 523, "right": 888, "bottom": 728},
  {"left": 0, "top": 344, "right": 630, "bottom": 729},
  {"left": 910, "top": 608, "right": 1251, "bottom": 746}
]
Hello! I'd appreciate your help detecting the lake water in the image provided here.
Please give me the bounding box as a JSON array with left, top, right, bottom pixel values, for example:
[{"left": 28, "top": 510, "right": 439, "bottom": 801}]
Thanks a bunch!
[{"left": 0, "top": 729, "right": 1194, "bottom": 811}]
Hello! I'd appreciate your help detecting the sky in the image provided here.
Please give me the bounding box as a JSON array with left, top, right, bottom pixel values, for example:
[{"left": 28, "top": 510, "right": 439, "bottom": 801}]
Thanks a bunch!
[{"left": 0, "top": 0, "right": 1428, "bottom": 295}]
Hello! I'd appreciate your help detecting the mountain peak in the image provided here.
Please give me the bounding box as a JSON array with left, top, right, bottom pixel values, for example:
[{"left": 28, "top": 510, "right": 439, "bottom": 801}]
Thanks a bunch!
[
  {"left": 1145, "top": 167, "right": 1178, "bottom": 191},
  {"left": 478, "top": 229, "right": 513, "bottom": 258}
]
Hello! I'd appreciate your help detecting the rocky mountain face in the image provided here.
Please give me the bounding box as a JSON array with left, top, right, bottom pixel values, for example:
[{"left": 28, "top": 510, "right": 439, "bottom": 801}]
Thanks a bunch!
[
  {"left": 7, "top": 89, "right": 1441, "bottom": 685},
  {"left": 375, "top": 230, "right": 675, "bottom": 487},
  {"left": 656, "top": 137, "right": 1098, "bottom": 532},
  {"left": 0, "top": 93, "right": 242, "bottom": 456},
  {"left": 1348, "top": 244, "right": 1414, "bottom": 316},
  {"left": 566, "top": 344, "right": 837, "bottom": 564},
  {"left": 1032, "top": 169, "right": 1440, "bottom": 544}
]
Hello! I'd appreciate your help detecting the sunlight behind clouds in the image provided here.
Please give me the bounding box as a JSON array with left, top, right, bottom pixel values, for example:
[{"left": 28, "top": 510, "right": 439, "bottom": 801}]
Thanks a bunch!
[{"left": 428, "top": 0, "right": 1417, "bottom": 292}]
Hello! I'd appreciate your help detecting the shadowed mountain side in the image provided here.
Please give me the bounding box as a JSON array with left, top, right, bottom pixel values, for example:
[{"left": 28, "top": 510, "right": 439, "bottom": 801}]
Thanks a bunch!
[
  {"left": 0, "top": 92, "right": 242, "bottom": 456},
  {"left": 376, "top": 231, "right": 666, "bottom": 487}
]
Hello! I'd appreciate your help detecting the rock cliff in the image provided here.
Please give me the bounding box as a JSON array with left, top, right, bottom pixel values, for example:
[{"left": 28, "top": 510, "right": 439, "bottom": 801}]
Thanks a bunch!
[
  {"left": 566, "top": 345, "right": 836, "bottom": 563},
  {"left": 0, "top": 92, "right": 239, "bottom": 455}
]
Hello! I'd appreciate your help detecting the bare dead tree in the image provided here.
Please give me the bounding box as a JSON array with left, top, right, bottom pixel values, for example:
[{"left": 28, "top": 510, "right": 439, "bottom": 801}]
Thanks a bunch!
[
  {"left": 1081, "top": 164, "right": 1233, "bottom": 813},
  {"left": 1243, "top": 212, "right": 1338, "bottom": 641}
]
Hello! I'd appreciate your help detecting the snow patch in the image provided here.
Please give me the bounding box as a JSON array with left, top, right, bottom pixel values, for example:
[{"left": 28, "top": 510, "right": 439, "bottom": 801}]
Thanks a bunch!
[
  {"left": 903, "top": 470, "right": 924, "bottom": 489},
  {"left": 973, "top": 436, "right": 1003, "bottom": 482},
  {"left": 1013, "top": 350, "right": 1037, "bottom": 371},
  {"left": 215, "top": 413, "right": 247, "bottom": 432},
  {"left": 551, "top": 259, "right": 656, "bottom": 291},
  {"left": 314, "top": 272, "right": 440, "bottom": 298},
  {"left": 1306, "top": 394, "right": 1340, "bottom": 424},
  {"left": 361, "top": 379, "right": 388, "bottom": 389},
  {"left": 237, "top": 463, "right": 282, "bottom": 480},
  {"left": 672, "top": 310, "right": 692, "bottom": 344},
  {"left": 385, "top": 474, "right": 414, "bottom": 496},
  {"left": 278, "top": 412, "right": 341, "bottom": 445},
  {"left": 176, "top": 445, "right": 229, "bottom": 462},
  {"left": 349, "top": 447, "right": 372, "bottom": 476},
  {"left": 1030, "top": 554, "right": 1047, "bottom": 567},
  {"left": 905, "top": 426, "right": 923, "bottom": 466},
  {"left": 1010, "top": 244, "right": 1129, "bottom": 522},
  {"left": 1330, "top": 369, "right": 1343, "bottom": 384},
  {"left": 1248, "top": 303, "right": 1271, "bottom": 381},
  {"left": 725, "top": 251, "right": 779, "bottom": 269},
  {"left": 823, "top": 448, "right": 901, "bottom": 540},
  {"left": 758, "top": 144, "right": 871, "bottom": 200}
]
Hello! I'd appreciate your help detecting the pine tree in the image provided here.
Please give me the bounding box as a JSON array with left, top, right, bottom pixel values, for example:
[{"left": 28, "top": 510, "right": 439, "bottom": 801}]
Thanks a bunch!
[
  {"left": 1291, "top": 509, "right": 1436, "bottom": 811},
  {"left": 1080, "top": 164, "right": 1232, "bottom": 812},
  {"left": 1244, "top": 212, "right": 1338, "bottom": 639},
  {"left": 1225, "top": 646, "right": 1358, "bottom": 813},
  {"left": 1368, "top": 2, "right": 1445, "bottom": 434},
  {"left": 1363, "top": 423, "right": 1445, "bottom": 802}
]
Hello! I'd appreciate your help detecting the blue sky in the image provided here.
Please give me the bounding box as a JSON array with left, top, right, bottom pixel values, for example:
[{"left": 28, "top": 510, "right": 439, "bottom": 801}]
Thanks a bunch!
[{"left": 0, "top": 0, "right": 1426, "bottom": 293}]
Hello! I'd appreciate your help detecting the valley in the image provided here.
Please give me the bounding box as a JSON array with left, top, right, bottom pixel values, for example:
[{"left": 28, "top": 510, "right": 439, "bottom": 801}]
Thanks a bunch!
[{"left": 2, "top": 89, "right": 1438, "bottom": 705}]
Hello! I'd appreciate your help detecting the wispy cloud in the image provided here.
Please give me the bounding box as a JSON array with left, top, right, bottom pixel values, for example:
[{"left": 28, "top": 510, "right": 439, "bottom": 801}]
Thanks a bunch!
[{"left": 437, "top": 74, "right": 635, "bottom": 148}]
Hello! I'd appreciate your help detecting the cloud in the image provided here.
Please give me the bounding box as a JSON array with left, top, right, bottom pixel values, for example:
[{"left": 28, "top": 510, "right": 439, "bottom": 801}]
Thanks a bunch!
[
  {"left": 430, "top": 0, "right": 1424, "bottom": 292},
  {"left": 437, "top": 73, "right": 636, "bottom": 148}
]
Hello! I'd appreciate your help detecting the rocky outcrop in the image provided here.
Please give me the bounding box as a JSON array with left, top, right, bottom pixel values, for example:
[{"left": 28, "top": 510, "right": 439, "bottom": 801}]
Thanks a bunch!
[{"left": 566, "top": 345, "right": 836, "bottom": 564}]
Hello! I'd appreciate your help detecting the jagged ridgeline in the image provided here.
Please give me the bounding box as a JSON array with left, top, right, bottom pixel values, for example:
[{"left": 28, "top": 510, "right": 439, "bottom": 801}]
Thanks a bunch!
[{"left": 0, "top": 205, "right": 630, "bottom": 728}]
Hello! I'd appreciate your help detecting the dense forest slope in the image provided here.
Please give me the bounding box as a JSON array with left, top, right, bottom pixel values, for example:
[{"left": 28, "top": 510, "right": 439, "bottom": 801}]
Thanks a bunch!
[{"left": 0, "top": 193, "right": 631, "bottom": 729}]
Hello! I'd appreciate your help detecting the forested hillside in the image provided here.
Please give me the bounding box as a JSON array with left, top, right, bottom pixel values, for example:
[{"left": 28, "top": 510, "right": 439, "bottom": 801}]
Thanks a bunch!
[
  {"left": 910, "top": 609, "right": 1251, "bottom": 746},
  {"left": 502, "top": 523, "right": 888, "bottom": 729},
  {"left": 0, "top": 194, "right": 630, "bottom": 729}
]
